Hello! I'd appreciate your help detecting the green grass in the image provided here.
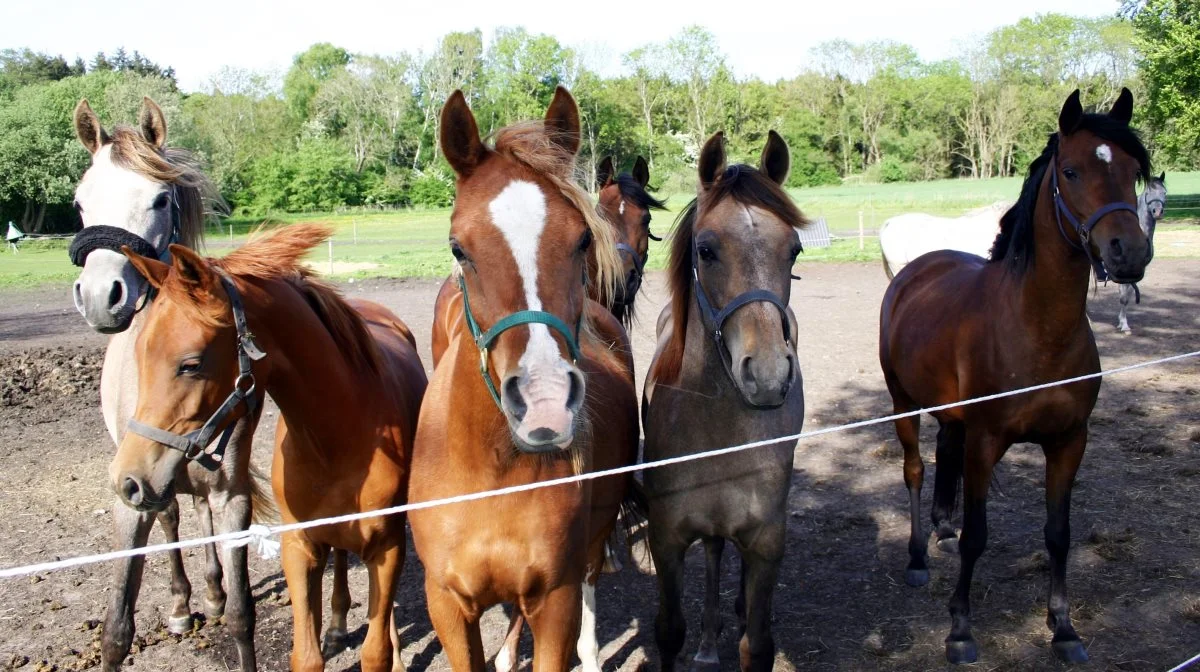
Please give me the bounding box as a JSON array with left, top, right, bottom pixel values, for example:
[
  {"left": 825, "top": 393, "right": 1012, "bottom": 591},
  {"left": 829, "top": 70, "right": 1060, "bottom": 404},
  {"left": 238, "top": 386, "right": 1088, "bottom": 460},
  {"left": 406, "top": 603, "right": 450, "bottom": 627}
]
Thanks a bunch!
[{"left": 3, "top": 173, "right": 1197, "bottom": 289}]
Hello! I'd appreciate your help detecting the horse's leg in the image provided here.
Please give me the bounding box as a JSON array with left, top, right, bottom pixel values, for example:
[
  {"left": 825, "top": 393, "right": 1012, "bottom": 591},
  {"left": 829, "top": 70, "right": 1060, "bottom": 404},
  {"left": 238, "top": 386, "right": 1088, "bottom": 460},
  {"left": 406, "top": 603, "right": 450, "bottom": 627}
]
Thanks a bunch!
[
  {"left": 526, "top": 581, "right": 582, "bottom": 672},
  {"left": 389, "top": 601, "right": 404, "bottom": 672},
  {"left": 577, "top": 572, "right": 602, "bottom": 672},
  {"left": 737, "top": 529, "right": 785, "bottom": 672},
  {"left": 425, "top": 575, "right": 486, "bottom": 671},
  {"left": 193, "top": 495, "right": 227, "bottom": 620},
  {"left": 100, "top": 501, "right": 155, "bottom": 672},
  {"left": 216, "top": 490, "right": 257, "bottom": 671},
  {"left": 895, "top": 412, "right": 928, "bottom": 586},
  {"left": 361, "top": 544, "right": 404, "bottom": 672},
  {"left": 1117, "top": 284, "right": 1132, "bottom": 333},
  {"left": 324, "top": 549, "right": 351, "bottom": 650},
  {"left": 693, "top": 537, "right": 725, "bottom": 670},
  {"left": 944, "top": 430, "right": 1002, "bottom": 665},
  {"left": 1042, "top": 429, "right": 1089, "bottom": 663},
  {"left": 282, "top": 532, "right": 328, "bottom": 672},
  {"left": 494, "top": 611, "right": 524, "bottom": 672},
  {"left": 932, "top": 421, "right": 965, "bottom": 554},
  {"left": 159, "top": 499, "right": 194, "bottom": 634},
  {"left": 649, "top": 529, "right": 688, "bottom": 672}
]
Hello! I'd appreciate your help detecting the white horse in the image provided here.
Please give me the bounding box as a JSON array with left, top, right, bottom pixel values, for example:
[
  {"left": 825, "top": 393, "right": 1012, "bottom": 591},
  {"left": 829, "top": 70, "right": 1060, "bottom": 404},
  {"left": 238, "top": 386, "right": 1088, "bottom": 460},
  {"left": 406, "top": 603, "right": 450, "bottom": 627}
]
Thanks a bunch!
[
  {"left": 70, "top": 98, "right": 270, "bottom": 672},
  {"left": 879, "top": 201, "right": 1011, "bottom": 280},
  {"left": 1116, "top": 173, "right": 1166, "bottom": 333}
]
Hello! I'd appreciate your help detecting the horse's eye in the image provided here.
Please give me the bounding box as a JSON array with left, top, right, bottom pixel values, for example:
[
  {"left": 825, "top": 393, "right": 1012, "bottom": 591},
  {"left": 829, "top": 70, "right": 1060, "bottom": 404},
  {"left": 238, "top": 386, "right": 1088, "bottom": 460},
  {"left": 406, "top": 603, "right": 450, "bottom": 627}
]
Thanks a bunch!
[
  {"left": 1063, "top": 168, "right": 1079, "bottom": 181},
  {"left": 152, "top": 193, "right": 170, "bottom": 210},
  {"left": 177, "top": 358, "right": 202, "bottom": 376},
  {"left": 642, "top": 214, "right": 652, "bottom": 228},
  {"left": 577, "top": 229, "right": 593, "bottom": 253},
  {"left": 790, "top": 243, "right": 803, "bottom": 260},
  {"left": 698, "top": 244, "right": 717, "bottom": 262},
  {"left": 450, "top": 241, "right": 467, "bottom": 263}
]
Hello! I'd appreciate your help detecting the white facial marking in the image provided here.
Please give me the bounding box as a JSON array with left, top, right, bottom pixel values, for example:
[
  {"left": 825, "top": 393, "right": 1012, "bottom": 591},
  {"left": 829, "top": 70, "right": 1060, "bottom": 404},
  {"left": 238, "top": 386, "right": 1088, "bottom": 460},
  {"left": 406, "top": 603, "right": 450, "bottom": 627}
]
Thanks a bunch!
[
  {"left": 487, "top": 181, "right": 561, "bottom": 367},
  {"left": 618, "top": 199, "right": 625, "bottom": 216},
  {"left": 577, "top": 582, "right": 601, "bottom": 672},
  {"left": 1096, "top": 144, "right": 1112, "bottom": 164}
]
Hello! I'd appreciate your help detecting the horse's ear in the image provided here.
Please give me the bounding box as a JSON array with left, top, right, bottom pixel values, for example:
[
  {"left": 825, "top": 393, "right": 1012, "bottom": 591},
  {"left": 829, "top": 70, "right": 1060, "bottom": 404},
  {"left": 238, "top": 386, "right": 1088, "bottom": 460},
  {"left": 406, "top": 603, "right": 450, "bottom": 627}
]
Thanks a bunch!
[
  {"left": 760, "top": 130, "right": 791, "bottom": 186},
  {"left": 1059, "top": 89, "right": 1083, "bottom": 136},
  {"left": 74, "top": 99, "right": 108, "bottom": 155},
  {"left": 596, "top": 156, "right": 614, "bottom": 189},
  {"left": 632, "top": 155, "right": 650, "bottom": 188},
  {"left": 168, "top": 244, "right": 217, "bottom": 291},
  {"left": 122, "top": 246, "right": 169, "bottom": 289},
  {"left": 1109, "top": 87, "right": 1134, "bottom": 125},
  {"left": 1159, "top": 171, "right": 1166, "bottom": 183},
  {"left": 440, "top": 90, "right": 487, "bottom": 178},
  {"left": 138, "top": 97, "right": 168, "bottom": 150},
  {"left": 698, "top": 132, "right": 727, "bottom": 190},
  {"left": 544, "top": 86, "right": 581, "bottom": 156}
]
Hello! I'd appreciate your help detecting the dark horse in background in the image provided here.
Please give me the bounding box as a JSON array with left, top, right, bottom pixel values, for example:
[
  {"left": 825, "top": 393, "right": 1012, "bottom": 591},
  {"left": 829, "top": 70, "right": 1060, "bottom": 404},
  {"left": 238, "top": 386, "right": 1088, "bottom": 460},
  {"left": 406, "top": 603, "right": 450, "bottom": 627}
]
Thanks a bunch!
[
  {"left": 879, "top": 88, "right": 1151, "bottom": 665},
  {"left": 593, "top": 154, "right": 667, "bottom": 328},
  {"left": 643, "top": 130, "right": 807, "bottom": 671}
]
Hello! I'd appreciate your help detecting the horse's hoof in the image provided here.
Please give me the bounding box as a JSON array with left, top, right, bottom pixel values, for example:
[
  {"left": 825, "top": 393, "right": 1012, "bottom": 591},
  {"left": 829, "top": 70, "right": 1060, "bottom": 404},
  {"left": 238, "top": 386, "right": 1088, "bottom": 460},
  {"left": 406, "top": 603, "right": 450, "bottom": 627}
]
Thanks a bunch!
[
  {"left": 167, "top": 614, "right": 194, "bottom": 635},
  {"left": 905, "top": 568, "right": 930, "bottom": 587},
  {"left": 936, "top": 536, "right": 960, "bottom": 555},
  {"left": 689, "top": 650, "right": 720, "bottom": 672},
  {"left": 203, "top": 598, "right": 226, "bottom": 619},
  {"left": 1052, "top": 639, "right": 1089, "bottom": 664},
  {"left": 945, "top": 638, "right": 979, "bottom": 665}
]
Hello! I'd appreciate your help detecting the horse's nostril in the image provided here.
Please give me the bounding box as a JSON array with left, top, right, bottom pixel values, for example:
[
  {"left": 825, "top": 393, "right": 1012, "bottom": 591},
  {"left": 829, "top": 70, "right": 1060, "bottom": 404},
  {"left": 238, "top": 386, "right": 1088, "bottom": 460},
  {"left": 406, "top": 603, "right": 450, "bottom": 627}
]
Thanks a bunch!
[
  {"left": 72, "top": 281, "right": 84, "bottom": 309},
  {"left": 1109, "top": 238, "right": 1123, "bottom": 257},
  {"left": 120, "top": 477, "right": 143, "bottom": 506},
  {"left": 107, "top": 279, "right": 125, "bottom": 310},
  {"left": 502, "top": 375, "right": 526, "bottom": 422},
  {"left": 566, "top": 369, "right": 585, "bottom": 412}
]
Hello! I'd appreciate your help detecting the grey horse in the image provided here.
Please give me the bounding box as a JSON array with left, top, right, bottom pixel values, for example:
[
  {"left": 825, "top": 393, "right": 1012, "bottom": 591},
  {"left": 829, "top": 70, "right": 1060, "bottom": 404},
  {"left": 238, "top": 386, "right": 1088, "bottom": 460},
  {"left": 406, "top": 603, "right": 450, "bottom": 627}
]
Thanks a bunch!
[{"left": 1117, "top": 172, "right": 1166, "bottom": 333}]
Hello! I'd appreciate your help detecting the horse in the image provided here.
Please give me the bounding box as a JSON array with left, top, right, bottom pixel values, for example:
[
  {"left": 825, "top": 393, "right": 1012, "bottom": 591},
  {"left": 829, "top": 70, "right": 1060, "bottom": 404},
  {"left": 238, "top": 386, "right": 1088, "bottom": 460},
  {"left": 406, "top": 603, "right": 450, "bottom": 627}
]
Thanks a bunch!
[
  {"left": 878, "top": 88, "right": 1151, "bottom": 665},
  {"left": 116, "top": 223, "right": 426, "bottom": 672},
  {"left": 410, "top": 87, "right": 640, "bottom": 672},
  {"left": 642, "top": 130, "right": 808, "bottom": 672},
  {"left": 878, "top": 201, "right": 1010, "bottom": 280},
  {"left": 1116, "top": 172, "right": 1166, "bottom": 333},
  {"left": 594, "top": 154, "right": 668, "bottom": 328},
  {"left": 69, "top": 97, "right": 275, "bottom": 671}
]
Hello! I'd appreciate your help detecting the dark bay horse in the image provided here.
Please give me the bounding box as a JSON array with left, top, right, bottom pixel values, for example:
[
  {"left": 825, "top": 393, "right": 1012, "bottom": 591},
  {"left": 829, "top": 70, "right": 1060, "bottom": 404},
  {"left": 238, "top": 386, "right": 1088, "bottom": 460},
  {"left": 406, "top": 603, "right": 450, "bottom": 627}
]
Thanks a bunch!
[
  {"left": 70, "top": 97, "right": 279, "bottom": 671},
  {"left": 412, "top": 87, "right": 640, "bottom": 671},
  {"left": 643, "top": 130, "right": 807, "bottom": 671},
  {"left": 117, "top": 224, "right": 426, "bottom": 672},
  {"left": 593, "top": 155, "right": 667, "bottom": 327},
  {"left": 879, "top": 89, "right": 1151, "bottom": 665}
]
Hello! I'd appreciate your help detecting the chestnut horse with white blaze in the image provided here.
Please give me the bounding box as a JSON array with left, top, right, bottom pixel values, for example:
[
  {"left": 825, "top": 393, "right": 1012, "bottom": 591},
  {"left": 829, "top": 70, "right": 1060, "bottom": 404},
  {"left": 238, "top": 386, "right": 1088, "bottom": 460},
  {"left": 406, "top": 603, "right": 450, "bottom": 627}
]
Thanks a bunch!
[
  {"left": 413, "top": 87, "right": 640, "bottom": 672},
  {"left": 880, "top": 89, "right": 1151, "bottom": 665},
  {"left": 115, "top": 224, "right": 425, "bottom": 672}
]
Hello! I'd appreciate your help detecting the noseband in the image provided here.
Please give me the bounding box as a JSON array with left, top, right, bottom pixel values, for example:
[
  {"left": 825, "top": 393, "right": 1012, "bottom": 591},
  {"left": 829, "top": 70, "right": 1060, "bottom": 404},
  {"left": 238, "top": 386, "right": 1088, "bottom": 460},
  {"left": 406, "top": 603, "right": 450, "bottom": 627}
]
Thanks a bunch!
[
  {"left": 125, "top": 271, "right": 266, "bottom": 471},
  {"left": 1050, "top": 156, "right": 1138, "bottom": 282},
  {"left": 457, "top": 273, "right": 582, "bottom": 409},
  {"left": 692, "top": 243, "right": 794, "bottom": 409},
  {"left": 615, "top": 242, "right": 646, "bottom": 282},
  {"left": 69, "top": 189, "right": 181, "bottom": 268}
]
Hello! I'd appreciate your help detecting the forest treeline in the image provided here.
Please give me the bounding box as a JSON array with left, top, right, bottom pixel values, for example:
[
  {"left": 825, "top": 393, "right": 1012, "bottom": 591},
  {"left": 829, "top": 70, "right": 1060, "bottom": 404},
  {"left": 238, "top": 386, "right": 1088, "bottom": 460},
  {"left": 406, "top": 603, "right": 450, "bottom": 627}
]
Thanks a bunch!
[{"left": 1, "top": 1, "right": 1197, "bottom": 232}]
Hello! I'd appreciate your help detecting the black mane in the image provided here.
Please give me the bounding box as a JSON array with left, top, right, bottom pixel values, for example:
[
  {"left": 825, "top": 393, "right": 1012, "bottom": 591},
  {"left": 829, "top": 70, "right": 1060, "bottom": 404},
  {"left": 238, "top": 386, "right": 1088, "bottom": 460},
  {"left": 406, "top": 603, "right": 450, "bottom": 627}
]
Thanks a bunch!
[
  {"left": 614, "top": 173, "right": 667, "bottom": 211},
  {"left": 989, "top": 114, "right": 1151, "bottom": 274}
]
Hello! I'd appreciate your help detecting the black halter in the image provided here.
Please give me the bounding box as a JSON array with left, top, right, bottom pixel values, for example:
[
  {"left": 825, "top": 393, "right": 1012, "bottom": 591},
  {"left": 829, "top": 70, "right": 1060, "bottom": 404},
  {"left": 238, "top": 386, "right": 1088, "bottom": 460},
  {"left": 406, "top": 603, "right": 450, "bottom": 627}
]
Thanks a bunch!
[
  {"left": 1050, "top": 156, "right": 1138, "bottom": 282},
  {"left": 691, "top": 243, "right": 794, "bottom": 409},
  {"left": 125, "top": 271, "right": 266, "bottom": 471},
  {"left": 615, "top": 242, "right": 646, "bottom": 280}
]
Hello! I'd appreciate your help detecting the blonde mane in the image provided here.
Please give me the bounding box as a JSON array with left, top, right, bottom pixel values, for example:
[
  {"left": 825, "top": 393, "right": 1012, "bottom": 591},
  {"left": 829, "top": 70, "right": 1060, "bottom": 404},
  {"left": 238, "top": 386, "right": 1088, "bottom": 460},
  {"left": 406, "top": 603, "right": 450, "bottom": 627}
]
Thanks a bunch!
[{"left": 107, "top": 125, "right": 221, "bottom": 250}]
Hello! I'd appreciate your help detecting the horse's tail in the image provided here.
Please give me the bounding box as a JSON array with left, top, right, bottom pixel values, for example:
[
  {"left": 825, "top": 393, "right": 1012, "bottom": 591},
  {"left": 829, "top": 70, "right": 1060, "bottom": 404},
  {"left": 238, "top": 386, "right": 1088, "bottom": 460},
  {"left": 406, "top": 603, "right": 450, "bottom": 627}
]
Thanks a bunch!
[
  {"left": 249, "top": 463, "right": 278, "bottom": 524},
  {"left": 615, "top": 478, "right": 655, "bottom": 575}
]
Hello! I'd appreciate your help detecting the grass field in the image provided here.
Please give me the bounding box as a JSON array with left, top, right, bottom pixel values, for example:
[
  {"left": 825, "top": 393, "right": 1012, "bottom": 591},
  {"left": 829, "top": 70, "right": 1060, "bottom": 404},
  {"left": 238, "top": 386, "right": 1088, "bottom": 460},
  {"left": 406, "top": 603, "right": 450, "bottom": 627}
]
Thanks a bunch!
[{"left": 3, "top": 173, "right": 1198, "bottom": 289}]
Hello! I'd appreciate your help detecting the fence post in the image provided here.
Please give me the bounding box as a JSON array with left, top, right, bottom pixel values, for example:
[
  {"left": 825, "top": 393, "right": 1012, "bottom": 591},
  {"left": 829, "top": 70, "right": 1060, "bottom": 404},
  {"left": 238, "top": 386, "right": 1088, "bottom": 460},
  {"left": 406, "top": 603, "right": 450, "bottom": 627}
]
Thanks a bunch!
[
  {"left": 328, "top": 239, "right": 334, "bottom": 276},
  {"left": 858, "top": 211, "right": 864, "bottom": 251},
  {"left": 229, "top": 222, "right": 233, "bottom": 244},
  {"left": 353, "top": 219, "right": 358, "bottom": 245}
]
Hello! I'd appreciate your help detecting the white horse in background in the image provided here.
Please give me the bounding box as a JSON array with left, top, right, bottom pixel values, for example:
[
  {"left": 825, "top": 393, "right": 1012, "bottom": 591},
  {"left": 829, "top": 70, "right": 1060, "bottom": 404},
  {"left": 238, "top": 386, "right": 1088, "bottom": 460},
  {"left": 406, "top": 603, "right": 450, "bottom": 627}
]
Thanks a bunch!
[
  {"left": 1116, "top": 172, "right": 1167, "bottom": 333},
  {"left": 879, "top": 201, "right": 1011, "bottom": 280}
]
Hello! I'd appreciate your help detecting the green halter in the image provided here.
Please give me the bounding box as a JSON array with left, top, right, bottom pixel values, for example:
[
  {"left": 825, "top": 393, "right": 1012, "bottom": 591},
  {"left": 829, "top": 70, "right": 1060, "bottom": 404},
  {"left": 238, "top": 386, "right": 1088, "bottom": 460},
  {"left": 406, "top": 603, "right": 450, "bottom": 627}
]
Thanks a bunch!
[{"left": 457, "top": 273, "right": 583, "bottom": 408}]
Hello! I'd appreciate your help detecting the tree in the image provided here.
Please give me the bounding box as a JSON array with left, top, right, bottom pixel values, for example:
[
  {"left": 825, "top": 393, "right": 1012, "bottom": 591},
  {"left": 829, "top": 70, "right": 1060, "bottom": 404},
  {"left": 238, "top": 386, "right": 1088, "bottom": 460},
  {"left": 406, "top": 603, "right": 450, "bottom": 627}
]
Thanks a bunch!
[
  {"left": 622, "top": 45, "right": 671, "bottom": 169},
  {"left": 313, "top": 55, "right": 415, "bottom": 173},
  {"left": 481, "top": 27, "right": 576, "bottom": 132},
  {"left": 283, "top": 43, "right": 351, "bottom": 122},
  {"left": 664, "top": 26, "right": 730, "bottom": 152},
  {"left": 413, "top": 30, "right": 483, "bottom": 169},
  {"left": 1124, "top": 0, "right": 1200, "bottom": 167}
]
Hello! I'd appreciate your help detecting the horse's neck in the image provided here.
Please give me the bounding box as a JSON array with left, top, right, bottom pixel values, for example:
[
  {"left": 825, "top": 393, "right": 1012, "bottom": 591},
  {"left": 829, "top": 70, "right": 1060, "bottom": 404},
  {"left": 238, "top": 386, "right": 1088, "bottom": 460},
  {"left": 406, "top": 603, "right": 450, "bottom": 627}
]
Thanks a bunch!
[
  {"left": 677, "top": 297, "right": 742, "bottom": 397},
  {"left": 1017, "top": 181, "right": 1095, "bottom": 342},
  {"left": 250, "top": 281, "right": 374, "bottom": 452}
]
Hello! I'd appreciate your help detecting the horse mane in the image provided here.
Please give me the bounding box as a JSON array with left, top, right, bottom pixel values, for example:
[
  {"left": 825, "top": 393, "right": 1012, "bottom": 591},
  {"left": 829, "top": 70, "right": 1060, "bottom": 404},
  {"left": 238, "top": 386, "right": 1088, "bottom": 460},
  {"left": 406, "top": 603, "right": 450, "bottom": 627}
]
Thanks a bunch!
[
  {"left": 614, "top": 173, "right": 668, "bottom": 211},
  {"left": 989, "top": 114, "right": 1151, "bottom": 275},
  {"left": 106, "top": 125, "right": 222, "bottom": 250},
  {"left": 648, "top": 164, "right": 809, "bottom": 385},
  {"left": 164, "top": 223, "right": 381, "bottom": 374}
]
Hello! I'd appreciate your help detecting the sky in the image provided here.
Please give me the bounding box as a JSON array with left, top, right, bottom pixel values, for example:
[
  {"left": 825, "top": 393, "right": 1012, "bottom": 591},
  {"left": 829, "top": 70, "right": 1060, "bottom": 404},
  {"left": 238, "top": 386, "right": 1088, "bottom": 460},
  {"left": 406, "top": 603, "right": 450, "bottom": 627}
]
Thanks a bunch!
[{"left": 6, "top": 0, "right": 1121, "bottom": 92}]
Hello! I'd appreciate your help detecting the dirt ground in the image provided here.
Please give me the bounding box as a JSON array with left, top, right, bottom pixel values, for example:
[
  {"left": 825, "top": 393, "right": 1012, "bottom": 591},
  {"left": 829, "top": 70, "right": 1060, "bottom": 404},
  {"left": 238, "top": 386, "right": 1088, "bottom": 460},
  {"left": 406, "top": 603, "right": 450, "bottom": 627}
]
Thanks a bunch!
[{"left": 0, "top": 260, "right": 1198, "bottom": 672}]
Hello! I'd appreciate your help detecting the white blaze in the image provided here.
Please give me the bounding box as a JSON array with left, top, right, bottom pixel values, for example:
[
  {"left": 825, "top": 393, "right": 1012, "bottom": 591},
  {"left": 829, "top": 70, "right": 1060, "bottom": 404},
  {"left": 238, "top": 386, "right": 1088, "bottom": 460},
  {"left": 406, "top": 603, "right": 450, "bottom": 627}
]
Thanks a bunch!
[
  {"left": 618, "top": 199, "right": 625, "bottom": 216},
  {"left": 1096, "top": 144, "right": 1113, "bottom": 164}
]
